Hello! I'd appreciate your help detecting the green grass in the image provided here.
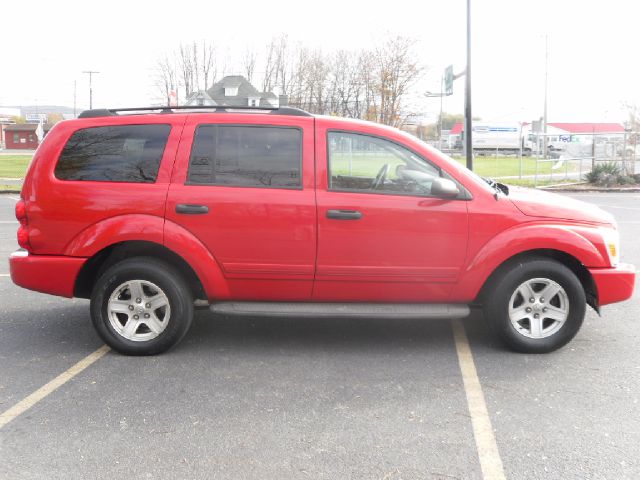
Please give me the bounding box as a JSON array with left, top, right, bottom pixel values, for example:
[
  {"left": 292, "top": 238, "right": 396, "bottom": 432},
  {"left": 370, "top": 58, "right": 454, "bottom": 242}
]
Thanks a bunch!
[
  {"left": 331, "top": 152, "right": 582, "bottom": 185},
  {"left": 331, "top": 153, "right": 406, "bottom": 178},
  {"left": 449, "top": 155, "right": 581, "bottom": 178},
  {"left": 0, "top": 155, "right": 33, "bottom": 178}
]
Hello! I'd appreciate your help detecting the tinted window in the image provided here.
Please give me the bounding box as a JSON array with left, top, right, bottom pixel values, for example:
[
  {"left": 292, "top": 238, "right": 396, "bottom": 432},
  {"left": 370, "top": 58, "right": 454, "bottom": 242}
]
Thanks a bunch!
[
  {"left": 187, "top": 125, "right": 301, "bottom": 188},
  {"left": 328, "top": 131, "right": 443, "bottom": 196},
  {"left": 55, "top": 125, "right": 171, "bottom": 182}
]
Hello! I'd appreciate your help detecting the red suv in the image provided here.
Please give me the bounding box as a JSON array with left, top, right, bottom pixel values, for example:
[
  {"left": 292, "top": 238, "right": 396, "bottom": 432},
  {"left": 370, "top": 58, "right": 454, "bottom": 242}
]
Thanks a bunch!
[{"left": 10, "top": 106, "right": 636, "bottom": 355}]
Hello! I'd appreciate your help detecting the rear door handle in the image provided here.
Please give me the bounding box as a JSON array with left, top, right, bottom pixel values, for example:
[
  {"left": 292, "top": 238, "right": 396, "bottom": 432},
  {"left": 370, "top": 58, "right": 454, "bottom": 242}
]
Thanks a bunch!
[
  {"left": 176, "top": 204, "right": 209, "bottom": 215},
  {"left": 326, "top": 209, "right": 362, "bottom": 220}
]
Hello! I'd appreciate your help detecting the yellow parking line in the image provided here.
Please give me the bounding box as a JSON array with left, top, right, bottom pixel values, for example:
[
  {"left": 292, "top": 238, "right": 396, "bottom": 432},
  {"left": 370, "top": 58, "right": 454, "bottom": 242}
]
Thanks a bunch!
[
  {"left": 0, "top": 345, "right": 110, "bottom": 429},
  {"left": 452, "top": 319, "right": 506, "bottom": 480}
]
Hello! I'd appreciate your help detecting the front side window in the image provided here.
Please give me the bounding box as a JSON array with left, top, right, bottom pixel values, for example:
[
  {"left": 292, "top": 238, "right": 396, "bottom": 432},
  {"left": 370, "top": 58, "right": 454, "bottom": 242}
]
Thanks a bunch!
[
  {"left": 55, "top": 124, "right": 171, "bottom": 183},
  {"left": 328, "top": 131, "right": 443, "bottom": 196},
  {"left": 187, "top": 125, "right": 301, "bottom": 189}
]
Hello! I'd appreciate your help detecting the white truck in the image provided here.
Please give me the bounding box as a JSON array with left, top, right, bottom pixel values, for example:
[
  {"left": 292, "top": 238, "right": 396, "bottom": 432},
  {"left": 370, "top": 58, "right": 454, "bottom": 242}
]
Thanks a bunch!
[{"left": 459, "top": 122, "right": 538, "bottom": 155}]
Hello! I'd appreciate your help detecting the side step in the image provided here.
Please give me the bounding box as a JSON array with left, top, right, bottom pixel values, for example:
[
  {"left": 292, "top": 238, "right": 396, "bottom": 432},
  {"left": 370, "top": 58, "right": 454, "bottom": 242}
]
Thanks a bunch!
[{"left": 209, "top": 302, "right": 470, "bottom": 319}]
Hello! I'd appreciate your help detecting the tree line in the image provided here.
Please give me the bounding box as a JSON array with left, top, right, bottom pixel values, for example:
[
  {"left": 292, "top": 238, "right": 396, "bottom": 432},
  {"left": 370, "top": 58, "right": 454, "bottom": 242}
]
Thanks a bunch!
[{"left": 155, "top": 35, "right": 425, "bottom": 128}]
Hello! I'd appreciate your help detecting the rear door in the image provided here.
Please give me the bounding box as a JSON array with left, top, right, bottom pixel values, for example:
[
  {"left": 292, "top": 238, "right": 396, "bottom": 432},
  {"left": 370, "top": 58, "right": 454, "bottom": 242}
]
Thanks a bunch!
[{"left": 165, "top": 114, "right": 316, "bottom": 301}]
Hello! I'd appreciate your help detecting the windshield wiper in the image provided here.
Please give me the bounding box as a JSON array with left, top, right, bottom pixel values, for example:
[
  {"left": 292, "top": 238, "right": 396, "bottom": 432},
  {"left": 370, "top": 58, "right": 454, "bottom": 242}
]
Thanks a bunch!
[{"left": 482, "top": 177, "right": 509, "bottom": 197}]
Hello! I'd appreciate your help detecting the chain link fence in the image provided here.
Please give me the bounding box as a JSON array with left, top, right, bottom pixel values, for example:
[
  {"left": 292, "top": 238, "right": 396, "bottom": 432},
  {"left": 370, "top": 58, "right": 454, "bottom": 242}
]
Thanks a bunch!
[{"left": 445, "top": 131, "right": 640, "bottom": 187}]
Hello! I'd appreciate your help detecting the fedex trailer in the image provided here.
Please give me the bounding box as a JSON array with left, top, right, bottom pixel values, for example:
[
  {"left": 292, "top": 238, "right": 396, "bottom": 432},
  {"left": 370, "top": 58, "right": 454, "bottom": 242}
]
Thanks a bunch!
[{"left": 459, "top": 122, "right": 538, "bottom": 155}]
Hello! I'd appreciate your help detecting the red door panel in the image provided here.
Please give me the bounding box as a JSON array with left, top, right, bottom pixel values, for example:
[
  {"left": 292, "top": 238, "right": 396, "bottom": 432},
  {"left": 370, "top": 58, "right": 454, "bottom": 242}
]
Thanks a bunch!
[
  {"left": 166, "top": 114, "right": 316, "bottom": 301},
  {"left": 313, "top": 120, "right": 469, "bottom": 302}
]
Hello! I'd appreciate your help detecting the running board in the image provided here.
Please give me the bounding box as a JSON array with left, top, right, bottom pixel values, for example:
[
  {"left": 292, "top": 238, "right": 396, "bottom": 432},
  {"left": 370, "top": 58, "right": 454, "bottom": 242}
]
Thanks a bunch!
[{"left": 209, "top": 302, "right": 470, "bottom": 319}]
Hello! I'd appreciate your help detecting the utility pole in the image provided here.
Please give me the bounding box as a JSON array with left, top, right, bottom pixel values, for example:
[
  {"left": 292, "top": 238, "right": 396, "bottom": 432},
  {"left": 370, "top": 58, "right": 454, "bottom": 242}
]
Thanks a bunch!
[
  {"left": 464, "top": 0, "right": 473, "bottom": 170},
  {"left": 82, "top": 70, "right": 99, "bottom": 109},
  {"left": 439, "top": 73, "right": 444, "bottom": 151},
  {"left": 542, "top": 35, "right": 548, "bottom": 160},
  {"left": 73, "top": 80, "right": 77, "bottom": 118}
]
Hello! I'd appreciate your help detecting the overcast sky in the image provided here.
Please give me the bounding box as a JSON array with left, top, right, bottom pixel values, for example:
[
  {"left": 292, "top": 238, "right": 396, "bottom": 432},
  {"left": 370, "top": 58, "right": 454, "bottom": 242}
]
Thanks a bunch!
[{"left": 1, "top": 0, "right": 637, "bottom": 124}]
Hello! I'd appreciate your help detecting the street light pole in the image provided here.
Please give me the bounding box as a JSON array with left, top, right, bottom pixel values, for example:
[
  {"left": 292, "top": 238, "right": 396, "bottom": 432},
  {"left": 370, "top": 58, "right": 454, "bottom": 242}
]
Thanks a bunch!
[
  {"left": 439, "top": 73, "right": 444, "bottom": 150},
  {"left": 82, "top": 70, "right": 100, "bottom": 109},
  {"left": 464, "top": 0, "right": 473, "bottom": 170},
  {"left": 425, "top": 88, "right": 447, "bottom": 149},
  {"left": 542, "top": 35, "right": 548, "bottom": 160}
]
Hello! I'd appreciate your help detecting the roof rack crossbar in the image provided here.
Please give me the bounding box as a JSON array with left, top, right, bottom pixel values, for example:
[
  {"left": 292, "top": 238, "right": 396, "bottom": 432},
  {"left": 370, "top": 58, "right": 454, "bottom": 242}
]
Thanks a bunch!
[{"left": 78, "top": 105, "right": 312, "bottom": 118}]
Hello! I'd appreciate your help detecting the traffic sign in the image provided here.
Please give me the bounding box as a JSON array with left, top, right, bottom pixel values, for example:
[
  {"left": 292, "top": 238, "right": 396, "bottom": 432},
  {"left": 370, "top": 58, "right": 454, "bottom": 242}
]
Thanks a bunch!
[{"left": 444, "top": 65, "right": 454, "bottom": 96}]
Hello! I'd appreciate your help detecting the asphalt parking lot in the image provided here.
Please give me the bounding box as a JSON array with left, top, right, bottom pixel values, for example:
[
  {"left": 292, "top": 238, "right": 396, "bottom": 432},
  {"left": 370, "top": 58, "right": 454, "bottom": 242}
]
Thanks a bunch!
[{"left": 0, "top": 192, "right": 638, "bottom": 480}]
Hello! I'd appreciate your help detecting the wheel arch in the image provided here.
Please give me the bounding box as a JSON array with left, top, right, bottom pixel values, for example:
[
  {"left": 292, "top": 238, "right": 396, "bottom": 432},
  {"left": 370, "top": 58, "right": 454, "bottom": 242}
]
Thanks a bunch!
[
  {"left": 74, "top": 241, "right": 206, "bottom": 300},
  {"left": 475, "top": 248, "right": 599, "bottom": 312}
]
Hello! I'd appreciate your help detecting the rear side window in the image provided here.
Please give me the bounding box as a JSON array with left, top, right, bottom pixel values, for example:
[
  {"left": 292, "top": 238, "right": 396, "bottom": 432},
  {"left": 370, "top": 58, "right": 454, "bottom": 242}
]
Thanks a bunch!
[
  {"left": 55, "top": 124, "right": 171, "bottom": 183},
  {"left": 187, "top": 125, "right": 301, "bottom": 188}
]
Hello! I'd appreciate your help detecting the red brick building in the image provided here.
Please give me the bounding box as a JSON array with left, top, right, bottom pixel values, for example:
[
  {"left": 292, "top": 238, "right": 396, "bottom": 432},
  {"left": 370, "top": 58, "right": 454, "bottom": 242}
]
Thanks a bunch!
[{"left": 4, "top": 124, "right": 39, "bottom": 149}]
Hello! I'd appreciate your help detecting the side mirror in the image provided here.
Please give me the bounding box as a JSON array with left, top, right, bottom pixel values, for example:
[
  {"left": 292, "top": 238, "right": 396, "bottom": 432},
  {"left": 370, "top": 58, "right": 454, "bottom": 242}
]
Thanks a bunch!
[{"left": 431, "top": 178, "right": 460, "bottom": 199}]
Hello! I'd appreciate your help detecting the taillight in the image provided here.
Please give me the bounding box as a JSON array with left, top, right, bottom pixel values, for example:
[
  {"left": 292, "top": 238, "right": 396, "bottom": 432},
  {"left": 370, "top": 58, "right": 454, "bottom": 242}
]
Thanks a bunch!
[
  {"left": 15, "top": 200, "right": 30, "bottom": 250},
  {"left": 15, "top": 199, "right": 26, "bottom": 225},
  {"left": 17, "top": 226, "right": 30, "bottom": 250}
]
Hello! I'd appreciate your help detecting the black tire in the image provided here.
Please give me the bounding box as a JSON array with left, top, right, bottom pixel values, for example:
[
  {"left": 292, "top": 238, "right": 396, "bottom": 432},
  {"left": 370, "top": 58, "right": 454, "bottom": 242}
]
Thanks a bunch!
[
  {"left": 483, "top": 258, "right": 586, "bottom": 353},
  {"left": 90, "top": 257, "right": 194, "bottom": 355}
]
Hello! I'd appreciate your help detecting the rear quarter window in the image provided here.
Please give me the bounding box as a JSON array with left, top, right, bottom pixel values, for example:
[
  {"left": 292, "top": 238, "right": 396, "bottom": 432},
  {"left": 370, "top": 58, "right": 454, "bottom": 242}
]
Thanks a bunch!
[{"left": 55, "top": 124, "right": 171, "bottom": 183}]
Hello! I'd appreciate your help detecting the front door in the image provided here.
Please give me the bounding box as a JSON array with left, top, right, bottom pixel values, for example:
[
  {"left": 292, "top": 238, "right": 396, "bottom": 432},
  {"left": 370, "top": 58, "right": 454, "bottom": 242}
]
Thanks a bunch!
[
  {"left": 166, "top": 114, "right": 316, "bottom": 300},
  {"left": 313, "top": 128, "right": 469, "bottom": 302}
]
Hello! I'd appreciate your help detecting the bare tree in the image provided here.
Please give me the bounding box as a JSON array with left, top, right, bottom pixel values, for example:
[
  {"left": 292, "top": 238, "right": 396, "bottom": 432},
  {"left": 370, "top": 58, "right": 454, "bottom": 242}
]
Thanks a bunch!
[
  {"left": 327, "top": 50, "right": 365, "bottom": 118},
  {"left": 242, "top": 48, "right": 257, "bottom": 84},
  {"left": 374, "top": 36, "right": 423, "bottom": 127},
  {"left": 275, "top": 35, "right": 293, "bottom": 96},
  {"left": 262, "top": 38, "right": 279, "bottom": 93},
  {"left": 260, "top": 34, "right": 297, "bottom": 95},
  {"left": 199, "top": 41, "right": 216, "bottom": 91},
  {"left": 157, "top": 34, "right": 425, "bottom": 124},
  {"left": 179, "top": 43, "right": 196, "bottom": 98},
  {"left": 154, "top": 55, "right": 178, "bottom": 106}
]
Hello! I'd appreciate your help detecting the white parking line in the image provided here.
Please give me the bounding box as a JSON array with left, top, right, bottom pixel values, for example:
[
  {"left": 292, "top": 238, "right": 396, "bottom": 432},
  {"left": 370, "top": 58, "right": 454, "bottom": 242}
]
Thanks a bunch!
[
  {"left": 1, "top": 195, "right": 19, "bottom": 201},
  {"left": 0, "top": 274, "right": 9, "bottom": 277},
  {"left": 452, "top": 319, "right": 506, "bottom": 480},
  {"left": 0, "top": 221, "right": 18, "bottom": 224},
  {"left": 0, "top": 345, "right": 110, "bottom": 430}
]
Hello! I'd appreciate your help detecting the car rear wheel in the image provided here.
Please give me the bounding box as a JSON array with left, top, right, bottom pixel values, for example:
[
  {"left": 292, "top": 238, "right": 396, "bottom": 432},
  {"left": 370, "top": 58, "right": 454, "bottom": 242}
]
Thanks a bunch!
[
  {"left": 483, "top": 259, "right": 586, "bottom": 353},
  {"left": 90, "top": 257, "right": 194, "bottom": 355}
]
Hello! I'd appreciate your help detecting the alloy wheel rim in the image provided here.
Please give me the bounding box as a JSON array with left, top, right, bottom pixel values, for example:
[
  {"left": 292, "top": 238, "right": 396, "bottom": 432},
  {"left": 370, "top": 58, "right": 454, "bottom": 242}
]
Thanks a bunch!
[
  {"left": 107, "top": 280, "right": 171, "bottom": 342},
  {"left": 508, "top": 277, "right": 569, "bottom": 339}
]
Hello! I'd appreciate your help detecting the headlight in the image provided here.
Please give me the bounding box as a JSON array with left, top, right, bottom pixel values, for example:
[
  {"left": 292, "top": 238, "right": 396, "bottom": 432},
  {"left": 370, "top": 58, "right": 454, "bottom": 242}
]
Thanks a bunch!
[{"left": 600, "top": 227, "right": 620, "bottom": 267}]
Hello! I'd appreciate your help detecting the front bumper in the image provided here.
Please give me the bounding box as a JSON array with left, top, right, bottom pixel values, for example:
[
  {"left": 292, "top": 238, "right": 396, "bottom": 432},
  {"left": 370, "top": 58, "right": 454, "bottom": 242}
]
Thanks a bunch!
[
  {"left": 9, "top": 250, "right": 86, "bottom": 298},
  {"left": 589, "top": 262, "right": 636, "bottom": 306}
]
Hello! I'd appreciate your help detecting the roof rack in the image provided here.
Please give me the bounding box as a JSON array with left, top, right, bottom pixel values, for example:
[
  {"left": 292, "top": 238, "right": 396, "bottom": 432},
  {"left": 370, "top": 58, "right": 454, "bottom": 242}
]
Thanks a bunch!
[{"left": 78, "top": 105, "right": 312, "bottom": 119}]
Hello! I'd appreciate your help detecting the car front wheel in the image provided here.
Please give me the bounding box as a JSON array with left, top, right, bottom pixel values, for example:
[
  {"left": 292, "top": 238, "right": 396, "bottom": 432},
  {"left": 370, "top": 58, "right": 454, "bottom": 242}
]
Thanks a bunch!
[
  {"left": 483, "top": 259, "right": 586, "bottom": 353},
  {"left": 90, "top": 257, "right": 194, "bottom": 355}
]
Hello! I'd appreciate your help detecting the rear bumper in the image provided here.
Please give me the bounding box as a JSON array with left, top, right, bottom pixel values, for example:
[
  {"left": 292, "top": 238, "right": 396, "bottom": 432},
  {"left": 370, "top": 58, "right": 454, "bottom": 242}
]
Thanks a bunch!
[
  {"left": 9, "top": 250, "right": 86, "bottom": 298},
  {"left": 589, "top": 263, "right": 636, "bottom": 306}
]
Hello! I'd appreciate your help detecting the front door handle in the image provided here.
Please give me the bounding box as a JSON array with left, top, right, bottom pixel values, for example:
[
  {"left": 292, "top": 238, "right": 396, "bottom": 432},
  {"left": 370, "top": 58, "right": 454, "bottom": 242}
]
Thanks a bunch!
[
  {"left": 326, "top": 209, "right": 363, "bottom": 220},
  {"left": 176, "top": 204, "right": 209, "bottom": 215}
]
